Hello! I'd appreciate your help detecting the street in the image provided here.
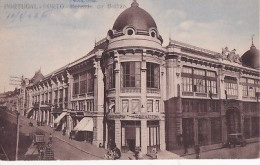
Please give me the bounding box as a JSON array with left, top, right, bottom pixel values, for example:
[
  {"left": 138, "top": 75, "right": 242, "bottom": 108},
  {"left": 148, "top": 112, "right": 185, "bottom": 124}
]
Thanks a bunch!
[
  {"left": 183, "top": 142, "right": 260, "bottom": 159},
  {"left": 0, "top": 109, "right": 106, "bottom": 160}
]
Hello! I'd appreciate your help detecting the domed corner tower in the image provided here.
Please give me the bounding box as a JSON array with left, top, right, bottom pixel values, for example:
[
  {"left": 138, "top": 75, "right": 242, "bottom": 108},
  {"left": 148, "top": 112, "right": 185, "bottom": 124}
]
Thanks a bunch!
[
  {"left": 241, "top": 40, "right": 260, "bottom": 70},
  {"left": 102, "top": 0, "right": 166, "bottom": 154}
]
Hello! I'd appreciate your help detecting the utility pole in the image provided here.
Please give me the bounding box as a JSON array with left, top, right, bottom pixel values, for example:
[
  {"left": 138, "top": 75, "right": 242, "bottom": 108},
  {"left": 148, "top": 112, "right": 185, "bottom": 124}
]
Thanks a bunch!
[
  {"left": 9, "top": 75, "right": 24, "bottom": 161},
  {"left": 15, "top": 111, "right": 20, "bottom": 160}
]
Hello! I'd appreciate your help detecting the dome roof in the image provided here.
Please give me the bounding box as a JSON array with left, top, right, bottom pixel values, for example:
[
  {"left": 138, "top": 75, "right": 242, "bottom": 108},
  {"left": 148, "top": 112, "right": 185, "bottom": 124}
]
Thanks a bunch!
[
  {"left": 112, "top": 1, "right": 157, "bottom": 31},
  {"left": 241, "top": 43, "right": 260, "bottom": 69}
]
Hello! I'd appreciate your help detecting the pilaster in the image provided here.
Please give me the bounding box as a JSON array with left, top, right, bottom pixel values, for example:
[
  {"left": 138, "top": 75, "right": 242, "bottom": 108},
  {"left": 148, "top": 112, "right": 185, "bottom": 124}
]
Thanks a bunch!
[
  {"left": 114, "top": 120, "right": 121, "bottom": 149},
  {"left": 141, "top": 50, "right": 147, "bottom": 113},
  {"left": 141, "top": 120, "right": 147, "bottom": 154}
]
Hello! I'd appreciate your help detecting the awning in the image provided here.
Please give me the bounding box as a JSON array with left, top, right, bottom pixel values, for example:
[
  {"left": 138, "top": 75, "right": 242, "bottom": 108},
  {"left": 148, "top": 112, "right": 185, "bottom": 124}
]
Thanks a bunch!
[
  {"left": 74, "top": 117, "right": 93, "bottom": 132},
  {"left": 27, "top": 108, "right": 34, "bottom": 118},
  {"left": 54, "top": 112, "right": 67, "bottom": 124}
]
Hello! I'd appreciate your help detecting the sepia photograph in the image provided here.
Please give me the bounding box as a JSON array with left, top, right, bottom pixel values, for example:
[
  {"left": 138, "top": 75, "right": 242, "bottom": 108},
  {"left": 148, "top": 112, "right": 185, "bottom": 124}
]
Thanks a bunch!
[{"left": 0, "top": 0, "right": 259, "bottom": 162}]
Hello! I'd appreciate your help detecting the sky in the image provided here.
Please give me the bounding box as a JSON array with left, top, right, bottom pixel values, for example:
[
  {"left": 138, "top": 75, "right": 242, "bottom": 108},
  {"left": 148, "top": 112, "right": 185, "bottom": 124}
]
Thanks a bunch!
[{"left": 0, "top": 0, "right": 259, "bottom": 93}]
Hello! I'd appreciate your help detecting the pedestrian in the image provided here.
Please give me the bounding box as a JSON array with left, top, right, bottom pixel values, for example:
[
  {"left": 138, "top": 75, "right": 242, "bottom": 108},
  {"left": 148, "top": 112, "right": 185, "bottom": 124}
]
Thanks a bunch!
[
  {"left": 195, "top": 145, "right": 200, "bottom": 159},
  {"left": 112, "top": 145, "right": 121, "bottom": 160},
  {"left": 69, "top": 131, "right": 73, "bottom": 140},
  {"left": 49, "top": 133, "right": 53, "bottom": 143},
  {"left": 62, "top": 127, "right": 66, "bottom": 136},
  {"left": 99, "top": 143, "right": 103, "bottom": 148}
]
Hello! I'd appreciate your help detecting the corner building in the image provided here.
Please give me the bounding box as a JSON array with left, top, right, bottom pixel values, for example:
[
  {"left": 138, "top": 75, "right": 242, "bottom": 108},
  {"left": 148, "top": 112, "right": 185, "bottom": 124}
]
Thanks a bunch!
[
  {"left": 102, "top": 1, "right": 166, "bottom": 153},
  {"left": 18, "top": 0, "right": 259, "bottom": 155}
]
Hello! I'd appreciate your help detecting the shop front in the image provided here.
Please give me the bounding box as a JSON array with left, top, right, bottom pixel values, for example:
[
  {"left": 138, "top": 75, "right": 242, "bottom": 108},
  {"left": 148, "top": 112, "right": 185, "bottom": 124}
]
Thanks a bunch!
[
  {"left": 107, "top": 114, "right": 164, "bottom": 154},
  {"left": 71, "top": 112, "right": 94, "bottom": 143}
]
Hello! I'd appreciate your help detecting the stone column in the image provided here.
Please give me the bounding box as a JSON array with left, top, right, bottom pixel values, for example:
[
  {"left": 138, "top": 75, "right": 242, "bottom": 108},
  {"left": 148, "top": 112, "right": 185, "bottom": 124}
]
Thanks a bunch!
[
  {"left": 114, "top": 120, "right": 121, "bottom": 149},
  {"left": 160, "top": 59, "right": 166, "bottom": 113},
  {"left": 67, "top": 72, "right": 73, "bottom": 110},
  {"left": 218, "top": 68, "right": 226, "bottom": 100},
  {"left": 166, "top": 59, "right": 175, "bottom": 99},
  {"left": 141, "top": 120, "right": 147, "bottom": 154},
  {"left": 160, "top": 120, "right": 166, "bottom": 150},
  {"left": 46, "top": 110, "right": 49, "bottom": 125},
  {"left": 141, "top": 50, "right": 147, "bottom": 113},
  {"left": 94, "top": 59, "right": 104, "bottom": 112}
]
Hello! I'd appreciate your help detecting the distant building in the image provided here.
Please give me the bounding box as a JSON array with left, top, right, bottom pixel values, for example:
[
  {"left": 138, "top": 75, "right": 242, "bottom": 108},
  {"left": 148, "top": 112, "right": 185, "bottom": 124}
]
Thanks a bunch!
[{"left": 5, "top": 0, "right": 259, "bottom": 154}]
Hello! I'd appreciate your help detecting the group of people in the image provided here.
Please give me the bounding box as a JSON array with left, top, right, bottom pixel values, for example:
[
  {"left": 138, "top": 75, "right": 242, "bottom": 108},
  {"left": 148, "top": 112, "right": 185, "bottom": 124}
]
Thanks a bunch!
[{"left": 104, "top": 145, "right": 121, "bottom": 160}]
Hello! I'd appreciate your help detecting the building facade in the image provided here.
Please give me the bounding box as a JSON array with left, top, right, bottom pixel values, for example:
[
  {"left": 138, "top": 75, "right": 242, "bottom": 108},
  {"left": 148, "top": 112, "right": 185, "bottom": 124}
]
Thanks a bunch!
[{"left": 3, "top": 0, "right": 259, "bottom": 154}]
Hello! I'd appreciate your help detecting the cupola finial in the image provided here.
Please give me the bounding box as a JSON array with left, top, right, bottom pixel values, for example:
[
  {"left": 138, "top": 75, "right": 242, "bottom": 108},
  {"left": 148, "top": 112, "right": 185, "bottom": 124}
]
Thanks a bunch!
[
  {"left": 251, "top": 34, "right": 255, "bottom": 46},
  {"left": 131, "top": 0, "right": 139, "bottom": 7}
]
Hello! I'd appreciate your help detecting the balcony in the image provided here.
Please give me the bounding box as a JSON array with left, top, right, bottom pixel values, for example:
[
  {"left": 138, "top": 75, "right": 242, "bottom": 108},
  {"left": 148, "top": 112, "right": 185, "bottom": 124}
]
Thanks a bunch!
[
  {"left": 121, "top": 87, "right": 141, "bottom": 93},
  {"left": 59, "top": 98, "right": 63, "bottom": 102},
  {"left": 147, "top": 88, "right": 160, "bottom": 94}
]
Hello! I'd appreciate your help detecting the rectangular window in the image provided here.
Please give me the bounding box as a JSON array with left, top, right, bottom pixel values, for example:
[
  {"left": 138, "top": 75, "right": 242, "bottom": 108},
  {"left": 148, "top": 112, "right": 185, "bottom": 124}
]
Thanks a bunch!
[
  {"left": 182, "top": 77, "right": 193, "bottom": 92},
  {"left": 147, "top": 62, "right": 160, "bottom": 88},
  {"left": 207, "top": 80, "right": 217, "bottom": 94},
  {"left": 80, "top": 72, "right": 87, "bottom": 94},
  {"left": 132, "top": 99, "right": 140, "bottom": 112},
  {"left": 107, "top": 63, "right": 115, "bottom": 89},
  {"left": 121, "top": 62, "right": 141, "bottom": 87},
  {"left": 87, "top": 71, "right": 94, "bottom": 93},
  {"left": 243, "top": 85, "right": 248, "bottom": 96},
  {"left": 155, "top": 100, "right": 160, "bottom": 112},
  {"left": 224, "top": 76, "right": 238, "bottom": 96},
  {"left": 122, "top": 100, "right": 129, "bottom": 112},
  {"left": 194, "top": 78, "right": 206, "bottom": 93},
  {"left": 147, "top": 100, "right": 153, "bottom": 112},
  {"left": 73, "top": 75, "right": 79, "bottom": 95}
]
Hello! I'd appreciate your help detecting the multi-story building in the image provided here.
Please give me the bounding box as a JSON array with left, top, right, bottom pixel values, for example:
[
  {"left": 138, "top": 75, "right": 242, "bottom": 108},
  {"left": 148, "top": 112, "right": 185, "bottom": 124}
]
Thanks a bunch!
[
  {"left": 165, "top": 40, "right": 260, "bottom": 151},
  {"left": 4, "top": 0, "right": 259, "bottom": 155}
]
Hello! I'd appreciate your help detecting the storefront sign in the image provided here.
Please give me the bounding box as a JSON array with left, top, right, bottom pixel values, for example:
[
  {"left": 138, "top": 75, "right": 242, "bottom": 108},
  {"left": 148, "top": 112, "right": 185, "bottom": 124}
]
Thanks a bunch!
[{"left": 107, "top": 114, "right": 161, "bottom": 120}]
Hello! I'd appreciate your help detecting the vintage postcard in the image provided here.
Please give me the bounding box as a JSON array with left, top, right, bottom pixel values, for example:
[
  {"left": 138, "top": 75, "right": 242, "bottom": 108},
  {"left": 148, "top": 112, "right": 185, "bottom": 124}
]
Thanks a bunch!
[{"left": 0, "top": 0, "right": 259, "bottom": 163}]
